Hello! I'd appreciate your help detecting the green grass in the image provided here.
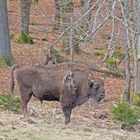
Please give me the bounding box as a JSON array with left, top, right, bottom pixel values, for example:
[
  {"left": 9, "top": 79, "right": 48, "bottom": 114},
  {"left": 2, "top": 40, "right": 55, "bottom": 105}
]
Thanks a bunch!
[
  {"left": 17, "top": 31, "right": 34, "bottom": 44},
  {"left": 0, "top": 92, "right": 20, "bottom": 112}
]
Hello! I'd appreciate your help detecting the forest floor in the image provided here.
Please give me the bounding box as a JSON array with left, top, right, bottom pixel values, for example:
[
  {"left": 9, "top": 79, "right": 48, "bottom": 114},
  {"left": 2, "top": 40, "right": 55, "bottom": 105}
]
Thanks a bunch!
[{"left": 0, "top": 0, "right": 140, "bottom": 140}]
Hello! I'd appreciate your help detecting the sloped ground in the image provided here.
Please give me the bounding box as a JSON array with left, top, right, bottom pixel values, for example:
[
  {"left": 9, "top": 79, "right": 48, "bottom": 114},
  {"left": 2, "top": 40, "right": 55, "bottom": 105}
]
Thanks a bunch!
[
  {"left": 0, "top": 105, "right": 140, "bottom": 140},
  {"left": 0, "top": 1, "right": 139, "bottom": 140}
]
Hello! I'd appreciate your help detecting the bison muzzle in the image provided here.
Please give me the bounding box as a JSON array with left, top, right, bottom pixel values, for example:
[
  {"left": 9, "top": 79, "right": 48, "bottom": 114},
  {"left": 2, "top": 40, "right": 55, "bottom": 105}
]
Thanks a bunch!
[{"left": 10, "top": 62, "right": 105, "bottom": 124}]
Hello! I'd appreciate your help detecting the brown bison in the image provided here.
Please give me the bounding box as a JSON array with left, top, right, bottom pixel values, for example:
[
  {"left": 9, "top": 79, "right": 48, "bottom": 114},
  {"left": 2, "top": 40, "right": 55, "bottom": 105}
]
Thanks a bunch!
[{"left": 10, "top": 62, "right": 105, "bottom": 124}]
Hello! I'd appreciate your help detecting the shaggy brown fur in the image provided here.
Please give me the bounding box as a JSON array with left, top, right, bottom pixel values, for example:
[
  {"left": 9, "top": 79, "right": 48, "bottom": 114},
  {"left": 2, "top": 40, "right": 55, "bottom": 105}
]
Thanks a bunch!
[{"left": 10, "top": 62, "right": 105, "bottom": 124}]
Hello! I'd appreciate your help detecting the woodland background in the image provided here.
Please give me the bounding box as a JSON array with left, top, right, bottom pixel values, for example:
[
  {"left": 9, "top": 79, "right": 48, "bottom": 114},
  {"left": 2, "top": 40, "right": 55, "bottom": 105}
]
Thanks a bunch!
[{"left": 0, "top": 0, "right": 140, "bottom": 139}]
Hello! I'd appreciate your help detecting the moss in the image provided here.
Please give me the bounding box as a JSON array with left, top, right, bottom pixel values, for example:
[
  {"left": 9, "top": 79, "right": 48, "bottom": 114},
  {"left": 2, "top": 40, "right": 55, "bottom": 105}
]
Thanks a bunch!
[
  {"left": 93, "top": 50, "right": 105, "bottom": 57},
  {"left": 106, "top": 58, "right": 116, "bottom": 65},
  {"left": 62, "top": 33, "right": 69, "bottom": 53},
  {"left": 101, "top": 33, "right": 111, "bottom": 40},
  {"left": 0, "top": 56, "right": 14, "bottom": 67},
  {"left": 131, "top": 94, "right": 140, "bottom": 106},
  {"left": 0, "top": 57, "right": 7, "bottom": 67},
  {"left": 10, "top": 33, "right": 14, "bottom": 40},
  {"left": 106, "top": 58, "right": 117, "bottom": 71},
  {"left": 17, "top": 31, "right": 34, "bottom": 44},
  {"left": 118, "top": 68, "right": 125, "bottom": 75},
  {"left": 113, "top": 50, "right": 124, "bottom": 59}
]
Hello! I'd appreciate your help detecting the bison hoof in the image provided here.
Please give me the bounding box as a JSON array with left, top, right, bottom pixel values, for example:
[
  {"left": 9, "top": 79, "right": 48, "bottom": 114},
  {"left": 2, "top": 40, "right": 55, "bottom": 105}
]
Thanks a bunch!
[{"left": 65, "top": 119, "right": 70, "bottom": 125}]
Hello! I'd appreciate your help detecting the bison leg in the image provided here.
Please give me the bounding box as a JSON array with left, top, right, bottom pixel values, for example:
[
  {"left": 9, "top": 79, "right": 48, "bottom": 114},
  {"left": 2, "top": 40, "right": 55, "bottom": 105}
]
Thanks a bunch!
[
  {"left": 62, "top": 105, "right": 72, "bottom": 125},
  {"left": 19, "top": 87, "right": 32, "bottom": 117}
]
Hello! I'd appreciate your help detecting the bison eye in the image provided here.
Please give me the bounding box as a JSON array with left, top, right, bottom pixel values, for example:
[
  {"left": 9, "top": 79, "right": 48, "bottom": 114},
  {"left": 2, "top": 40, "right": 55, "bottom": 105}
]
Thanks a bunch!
[
  {"left": 89, "top": 82, "right": 93, "bottom": 88},
  {"left": 94, "top": 84, "right": 99, "bottom": 90}
]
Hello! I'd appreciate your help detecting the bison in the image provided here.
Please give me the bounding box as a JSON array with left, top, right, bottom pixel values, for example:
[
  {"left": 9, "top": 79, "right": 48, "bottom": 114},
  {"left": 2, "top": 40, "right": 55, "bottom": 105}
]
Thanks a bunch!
[{"left": 10, "top": 62, "right": 105, "bottom": 124}]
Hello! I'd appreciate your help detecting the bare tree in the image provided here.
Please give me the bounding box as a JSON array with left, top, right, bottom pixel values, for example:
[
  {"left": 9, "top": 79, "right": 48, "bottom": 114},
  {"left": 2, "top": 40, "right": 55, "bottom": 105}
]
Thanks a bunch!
[
  {"left": 20, "top": 0, "right": 31, "bottom": 36},
  {"left": 54, "top": 0, "right": 61, "bottom": 30},
  {"left": 61, "top": 0, "right": 79, "bottom": 54},
  {"left": 134, "top": 0, "right": 140, "bottom": 95},
  {"left": 80, "top": 0, "right": 94, "bottom": 23},
  {"left": 0, "top": 0, "right": 13, "bottom": 66}
]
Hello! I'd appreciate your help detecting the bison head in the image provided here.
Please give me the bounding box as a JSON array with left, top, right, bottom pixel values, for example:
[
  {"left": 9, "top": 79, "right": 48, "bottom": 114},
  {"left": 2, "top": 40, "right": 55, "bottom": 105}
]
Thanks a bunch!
[{"left": 88, "top": 78, "right": 105, "bottom": 102}]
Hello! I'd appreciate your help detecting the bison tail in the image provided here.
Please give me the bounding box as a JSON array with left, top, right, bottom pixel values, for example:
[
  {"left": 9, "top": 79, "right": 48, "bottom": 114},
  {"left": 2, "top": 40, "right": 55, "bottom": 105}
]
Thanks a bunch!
[{"left": 10, "top": 64, "right": 20, "bottom": 94}]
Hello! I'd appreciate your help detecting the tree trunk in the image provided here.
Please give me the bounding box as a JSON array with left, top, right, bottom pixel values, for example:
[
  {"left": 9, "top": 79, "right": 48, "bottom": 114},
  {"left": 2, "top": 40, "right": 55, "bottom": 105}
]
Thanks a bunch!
[
  {"left": 61, "top": 0, "right": 79, "bottom": 54},
  {"left": 54, "top": 0, "right": 61, "bottom": 30},
  {"left": 20, "top": 0, "right": 31, "bottom": 35},
  {"left": 135, "top": 0, "right": 140, "bottom": 94},
  {"left": 0, "top": 0, "right": 13, "bottom": 66},
  {"left": 123, "top": 47, "right": 131, "bottom": 101},
  {"left": 120, "top": 1, "right": 131, "bottom": 101},
  {"left": 80, "top": 0, "right": 94, "bottom": 21}
]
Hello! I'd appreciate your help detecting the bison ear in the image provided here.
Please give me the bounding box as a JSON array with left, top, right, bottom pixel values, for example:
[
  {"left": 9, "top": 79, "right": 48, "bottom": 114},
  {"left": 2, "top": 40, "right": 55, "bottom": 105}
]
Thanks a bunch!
[
  {"left": 88, "top": 80, "right": 94, "bottom": 88},
  {"left": 89, "top": 82, "right": 93, "bottom": 88}
]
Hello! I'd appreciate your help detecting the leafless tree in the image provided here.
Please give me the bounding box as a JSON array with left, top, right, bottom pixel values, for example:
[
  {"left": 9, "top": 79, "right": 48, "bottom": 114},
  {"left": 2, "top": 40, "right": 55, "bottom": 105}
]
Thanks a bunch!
[
  {"left": 0, "top": 0, "right": 13, "bottom": 66},
  {"left": 20, "top": 0, "right": 31, "bottom": 35},
  {"left": 134, "top": 0, "right": 140, "bottom": 95}
]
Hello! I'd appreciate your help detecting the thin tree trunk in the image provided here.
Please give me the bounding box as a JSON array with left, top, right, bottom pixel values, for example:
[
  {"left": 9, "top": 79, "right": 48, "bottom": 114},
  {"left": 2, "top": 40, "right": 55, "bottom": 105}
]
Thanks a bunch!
[
  {"left": 123, "top": 46, "right": 131, "bottom": 101},
  {"left": 135, "top": 0, "right": 140, "bottom": 94},
  {"left": 80, "top": 0, "right": 94, "bottom": 21},
  {"left": 61, "top": 0, "right": 79, "bottom": 54},
  {"left": 70, "top": 16, "right": 74, "bottom": 62},
  {"left": 61, "top": 0, "right": 73, "bottom": 53},
  {"left": 54, "top": 0, "right": 61, "bottom": 30},
  {"left": 0, "top": 0, "right": 13, "bottom": 66},
  {"left": 20, "top": 0, "right": 31, "bottom": 35},
  {"left": 120, "top": 1, "right": 131, "bottom": 101}
]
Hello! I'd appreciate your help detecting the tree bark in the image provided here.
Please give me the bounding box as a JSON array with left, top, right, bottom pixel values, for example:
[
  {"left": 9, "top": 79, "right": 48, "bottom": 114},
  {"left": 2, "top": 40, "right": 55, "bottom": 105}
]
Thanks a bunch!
[
  {"left": 119, "top": 0, "right": 131, "bottom": 101},
  {"left": 135, "top": 0, "right": 140, "bottom": 94},
  {"left": 80, "top": 0, "right": 94, "bottom": 21},
  {"left": 54, "top": 0, "right": 61, "bottom": 30},
  {"left": 20, "top": 0, "right": 31, "bottom": 35},
  {"left": 61, "top": 0, "right": 79, "bottom": 54},
  {"left": 0, "top": 0, "right": 13, "bottom": 66}
]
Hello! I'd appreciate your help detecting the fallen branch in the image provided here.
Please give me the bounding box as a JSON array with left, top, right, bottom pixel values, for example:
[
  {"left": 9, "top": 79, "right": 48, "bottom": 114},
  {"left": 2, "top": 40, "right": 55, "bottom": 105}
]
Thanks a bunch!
[{"left": 45, "top": 47, "right": 125, "bottom": 78}]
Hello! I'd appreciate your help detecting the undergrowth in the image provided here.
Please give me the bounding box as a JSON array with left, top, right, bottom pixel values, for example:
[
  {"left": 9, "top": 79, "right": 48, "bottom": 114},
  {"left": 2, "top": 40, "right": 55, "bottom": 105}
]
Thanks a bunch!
[
  {"left": 17, "top": 31, "right": 34, "bottom": 44},
  {"left": 0, "top": 93, "right": 20, "bottom": 112},
  {"left": 111, "top": 100, "right": 140, "bottom": 128}
]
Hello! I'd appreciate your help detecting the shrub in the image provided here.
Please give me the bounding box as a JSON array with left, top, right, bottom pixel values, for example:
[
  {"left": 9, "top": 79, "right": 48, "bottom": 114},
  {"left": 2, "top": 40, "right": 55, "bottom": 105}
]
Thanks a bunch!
[
  {"left": 0, "top": 93, "right": 20, "bottom": 112},
  {"left": 93, "top": 50, "right": 105, "bottom": 57},
  {"left": 17, "top": 31, "right": 34, "bottom": 44},
  {"left": 113, "top": 50, "right": 124, "bottom": 59},
  {"left": 111, "top": 101, "right": 140, "bottom": 127},
  {"left": 106, "top": 58, "right": 117, "bottom": 71}
]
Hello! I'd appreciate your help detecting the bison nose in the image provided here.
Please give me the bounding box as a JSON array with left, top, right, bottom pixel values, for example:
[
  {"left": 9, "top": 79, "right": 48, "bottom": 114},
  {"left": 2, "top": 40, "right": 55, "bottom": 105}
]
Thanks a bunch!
[
  {"left": 101, "top": 94, "right": 105, "bottom": 99},
  {"left": 97, "top": 94, "right": 105, "bottom": 102}
]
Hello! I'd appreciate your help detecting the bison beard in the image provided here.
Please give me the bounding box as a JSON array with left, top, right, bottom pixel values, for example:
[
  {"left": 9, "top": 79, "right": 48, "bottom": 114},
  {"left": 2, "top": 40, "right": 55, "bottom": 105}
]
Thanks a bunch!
[{"left": 10, "top": 62, "right": 105, "bottom": 125}]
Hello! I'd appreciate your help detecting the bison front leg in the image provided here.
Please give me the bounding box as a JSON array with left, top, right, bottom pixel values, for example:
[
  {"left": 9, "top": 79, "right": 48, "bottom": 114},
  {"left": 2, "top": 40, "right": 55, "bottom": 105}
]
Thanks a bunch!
[{"left": 62, "top": 105, "right": 72, "bottom": 125}]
